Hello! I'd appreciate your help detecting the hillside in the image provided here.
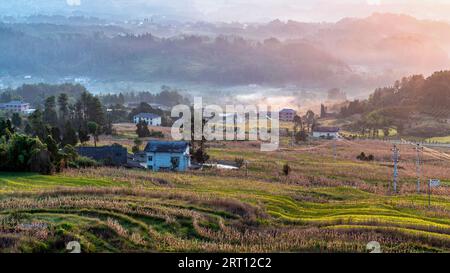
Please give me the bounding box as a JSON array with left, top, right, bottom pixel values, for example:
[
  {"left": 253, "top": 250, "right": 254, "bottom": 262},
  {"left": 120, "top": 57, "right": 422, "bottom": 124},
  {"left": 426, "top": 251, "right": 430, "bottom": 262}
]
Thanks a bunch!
[
  {"left": 338, "top": 71, "right": 450, "bottom": 138},
  {"left": 1, "top": 13, "right": 450, "bottom": 90},
  {"left": 1, "top": 139, "right": 450, "bottom": 253}
]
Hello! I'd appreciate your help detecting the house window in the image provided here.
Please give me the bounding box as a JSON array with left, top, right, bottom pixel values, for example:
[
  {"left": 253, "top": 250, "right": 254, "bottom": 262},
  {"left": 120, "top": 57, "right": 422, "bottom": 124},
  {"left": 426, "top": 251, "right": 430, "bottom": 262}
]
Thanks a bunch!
[
  {"left": 148, "top": 156, "right": 153, "bottom": 161},
  {"left": 171, "top": 157, "right": 180, "bottom": 170}
]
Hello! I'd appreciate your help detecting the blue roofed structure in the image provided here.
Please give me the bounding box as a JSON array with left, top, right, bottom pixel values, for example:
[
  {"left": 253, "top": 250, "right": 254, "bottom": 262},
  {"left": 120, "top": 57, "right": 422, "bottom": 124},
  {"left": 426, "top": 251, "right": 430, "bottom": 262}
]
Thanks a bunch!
[{"left": 144, "top": 141, "right": 190, "bottom": 172}]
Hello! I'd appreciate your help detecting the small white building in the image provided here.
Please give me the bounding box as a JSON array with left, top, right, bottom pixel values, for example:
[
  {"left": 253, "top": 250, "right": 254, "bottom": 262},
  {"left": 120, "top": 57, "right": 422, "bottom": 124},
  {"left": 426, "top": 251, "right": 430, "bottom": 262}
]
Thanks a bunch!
[
  {"left": 0, "top": 101, "right": 31, "bottom": 113},
  {"left": 133, "top": 113, "right": 162, "bottom": 126},
  {"left": 313, "top": 127, "right": 340, "bottom": 139}
]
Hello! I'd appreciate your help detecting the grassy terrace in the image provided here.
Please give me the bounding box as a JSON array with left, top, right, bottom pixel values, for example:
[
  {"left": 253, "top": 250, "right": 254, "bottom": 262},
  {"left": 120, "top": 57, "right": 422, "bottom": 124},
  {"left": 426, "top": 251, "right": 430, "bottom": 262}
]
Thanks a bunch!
[{"left": 1, "top": 139, "right": 450, "bottom": 253}]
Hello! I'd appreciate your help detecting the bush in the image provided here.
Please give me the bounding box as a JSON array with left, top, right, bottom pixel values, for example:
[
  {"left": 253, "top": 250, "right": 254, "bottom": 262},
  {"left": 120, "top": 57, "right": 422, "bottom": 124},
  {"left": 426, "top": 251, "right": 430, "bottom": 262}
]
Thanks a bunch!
[
  {"left": 69, "top": 156, "right": 99, "bottom": 169},
  {"left": 235, "top": 157, "right": 245, "bottom": 168},
  {"left": 357, "top": 152, "right": 375, "bottom": 161},
  {"left": 282, "top": 164, "right": 291, "bottom": 176},
  {"left": 149, "top": 130, "right": 164, "bottom": 138}
]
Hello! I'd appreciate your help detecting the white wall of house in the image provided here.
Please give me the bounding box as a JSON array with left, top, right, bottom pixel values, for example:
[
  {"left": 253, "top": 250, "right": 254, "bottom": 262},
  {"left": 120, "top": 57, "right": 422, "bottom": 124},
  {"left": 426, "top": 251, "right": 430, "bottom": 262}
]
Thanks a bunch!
[
  {"left": 0, "top": 102, "right": 30, "bottom": 113},
  {"left": 133, "top": 116, "right": 162, "bottom": 126}
]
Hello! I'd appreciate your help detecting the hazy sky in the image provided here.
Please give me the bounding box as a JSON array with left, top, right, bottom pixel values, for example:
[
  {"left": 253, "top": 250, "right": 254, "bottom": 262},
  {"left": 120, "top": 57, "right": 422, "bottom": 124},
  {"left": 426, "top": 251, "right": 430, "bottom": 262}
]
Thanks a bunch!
[{"left": 3, "top": 0, "right": 450, "bottom": 22}]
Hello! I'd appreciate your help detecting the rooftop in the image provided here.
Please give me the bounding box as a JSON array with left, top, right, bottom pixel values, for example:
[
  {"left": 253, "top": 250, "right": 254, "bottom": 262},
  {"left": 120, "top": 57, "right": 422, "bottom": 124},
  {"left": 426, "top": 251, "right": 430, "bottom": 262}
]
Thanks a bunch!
[
  {"left": 313, "top": 126, "right": 340, "bottom": 133},
  {"left": 134, "top": 112, "right": 161, "bottom": 119},
  {"left": 144, "top": 141, "right": 189, "bottom": 153},
  {"left": 2, "top": 100, "right": 29, "bottom": 105},
  {"left": 280, "top": 108, "right": 296, "bottom": 113}
]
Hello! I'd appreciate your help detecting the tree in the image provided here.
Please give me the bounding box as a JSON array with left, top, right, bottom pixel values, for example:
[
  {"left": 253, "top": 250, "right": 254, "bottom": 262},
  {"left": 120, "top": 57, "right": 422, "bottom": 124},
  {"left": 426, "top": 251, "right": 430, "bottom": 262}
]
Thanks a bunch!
[
  {"left": 87, "top": 96, "right": 105, "bottom": 127},
  {"left": 78, "top": 126, "right": 90, "bottom": 144},
  {"left": 45, "top": 135, "right": 59, "bottom": 164},
  {"left": 304, "top": 110, "right": 315, "bottom": 133},
  {"left": 28, "top": 110, "right": 46, "bottom": 140},
  {"left": 0, "top": 133, "right": 55, "bottom": 175},
  {"left": 11, "top": 113, "right": 22, "bottom": 128},
  {"left": 293, "top": 115, "right": 303, "bottom": 133},
  {"left": 43, "top": 96, "right": 58, "bottom": 127},
  {"left": 62, "top": 122, "right": 78, "bottom": 146},
  {"left": 136, "top": 120, "right": 151, "bottom": 138},
  {"left": 24, "top": 122, "right": 32, "bottom": 135},
  {"left": 57, "top": 93, "right": 69, "bottom": 123},
  {"left": 0, "top": 119, "right": 14, "bottom": 139},
  {"left": 192, "top": 146, "right": 209, "bottom": 164},
  {"left": 132, "top": 138, "right": 143, "bottom": 154},
  {"left": 320, "top": 104, "right": 327, "bottom": 118},
  {"left": 87, "top": 121, "right": 99, "bottom": 147},
  {"left": 50, "top": 127, "right": 62, "bottom": 144}
]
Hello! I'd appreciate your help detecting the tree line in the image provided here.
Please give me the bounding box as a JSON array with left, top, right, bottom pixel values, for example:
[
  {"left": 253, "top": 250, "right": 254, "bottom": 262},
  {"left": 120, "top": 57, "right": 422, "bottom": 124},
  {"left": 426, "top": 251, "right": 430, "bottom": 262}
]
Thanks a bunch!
[
  {"left": 338, "top": 71, "right": 450, "bottom": 137},
  {"left": 0, "top": 90, "right": 109, "bottom": 174}
]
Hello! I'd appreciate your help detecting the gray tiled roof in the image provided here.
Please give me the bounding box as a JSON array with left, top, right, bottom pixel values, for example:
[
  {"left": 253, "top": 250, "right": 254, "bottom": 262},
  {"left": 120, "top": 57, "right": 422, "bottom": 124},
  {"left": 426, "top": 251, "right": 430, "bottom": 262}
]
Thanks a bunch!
[{"left": 134, "top": 113, "right": 160, "bottom": 119}]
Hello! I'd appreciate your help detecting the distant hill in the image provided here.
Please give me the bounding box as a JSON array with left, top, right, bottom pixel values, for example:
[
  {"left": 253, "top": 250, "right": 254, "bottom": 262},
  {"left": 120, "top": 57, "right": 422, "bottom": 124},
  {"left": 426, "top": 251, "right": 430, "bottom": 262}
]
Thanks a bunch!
[
  {"left": 1, "top": 13, "right": 450, "bottom": 91},
  {"left": 339, "top": 71, "right": 450, "bottom": 138}
]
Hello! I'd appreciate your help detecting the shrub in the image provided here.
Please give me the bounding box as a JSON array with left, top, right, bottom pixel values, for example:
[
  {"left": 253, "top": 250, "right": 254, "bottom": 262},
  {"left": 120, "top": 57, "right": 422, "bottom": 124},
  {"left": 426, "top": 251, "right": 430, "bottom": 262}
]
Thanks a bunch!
[
  {"left": 149, "top": 130, "right": 164, "bottom": 138},
  {"left": 69, "top": 156, "right": 99, "bottom": 169},
  {"left": 282, "top": 164, "right": 291, "bottom": 176},
  {"left": 235, "top": 157, "right": 245, "bottom": 168},
  {"left": 357, "top": 152, "right": 375, "bottom": 161}
]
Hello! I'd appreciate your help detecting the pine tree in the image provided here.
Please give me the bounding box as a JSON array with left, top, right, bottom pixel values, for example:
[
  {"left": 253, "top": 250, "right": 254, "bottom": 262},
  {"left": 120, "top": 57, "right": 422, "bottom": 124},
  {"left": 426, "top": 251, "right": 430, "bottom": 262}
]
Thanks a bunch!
[
  {"left": 62, "top": 122, "right": 78, "bottom": 146},
  {"left": 43, "top": 96, "right": 58, "bottom": 127},
  {"left": 57, "top": 93, "right": 69, "bottom": 124}
]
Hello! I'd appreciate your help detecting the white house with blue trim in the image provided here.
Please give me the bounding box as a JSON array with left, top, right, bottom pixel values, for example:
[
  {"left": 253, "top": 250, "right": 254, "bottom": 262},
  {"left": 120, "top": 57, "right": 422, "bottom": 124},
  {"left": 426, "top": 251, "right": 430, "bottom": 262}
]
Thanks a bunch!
[
  {"left": 133, "top": 113, "right": 162, "bottom": 126},
  {"left": 144, "top": 141, "right": 191, "bottom": 172}
]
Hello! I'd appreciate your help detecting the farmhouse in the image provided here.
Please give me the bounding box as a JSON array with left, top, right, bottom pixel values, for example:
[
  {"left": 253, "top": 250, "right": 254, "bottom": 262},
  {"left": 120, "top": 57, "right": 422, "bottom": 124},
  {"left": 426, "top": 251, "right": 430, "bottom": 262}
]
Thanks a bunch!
[
  {"left": 145, "top": 141, "right": 190, "bottom": 172},
  {"left": 133, "top": 113, "right": 162, "bottom": 126},
  {"left": 76, "top": 144, "right": 128, "bottom": 166},
  {"left": 279, "top": 108, "right": 297, "bottom": 122},
  {"left": 313, "top": 127, "right": 340, "bottom": 139}
]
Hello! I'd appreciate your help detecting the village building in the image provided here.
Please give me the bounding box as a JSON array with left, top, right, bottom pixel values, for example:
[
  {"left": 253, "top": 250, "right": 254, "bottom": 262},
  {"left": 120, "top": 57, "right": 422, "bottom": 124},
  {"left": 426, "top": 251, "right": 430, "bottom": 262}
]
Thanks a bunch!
[
  {"left": 312, "top": 127, "right": 340, "bottom": 139},
  {"left": 144, "top": 141, "right": 190, "bottom": 172},
  {"left": 133, "top": 113, "right": 162, "bottom": 126},
  {"left": 76, "top": 144, "right": 128, "bottom": 166},
  {"left": 279, "top": 108, "right": 297, "bottom": 122},
  {"left": 0, "top": 101, "right": 31, "bottom": 113}
]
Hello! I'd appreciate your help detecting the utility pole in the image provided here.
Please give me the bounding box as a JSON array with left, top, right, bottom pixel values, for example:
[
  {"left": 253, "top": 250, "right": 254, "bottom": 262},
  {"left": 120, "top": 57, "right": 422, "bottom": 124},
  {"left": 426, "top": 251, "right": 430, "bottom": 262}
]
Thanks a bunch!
[
  {"left": 392, "top": 144, "right": 400, "bottom": 194},
  {"left": 415, "top": 144, "right": 423, "bottom": 193},
  {"left": 428, "top": 179, "right": 431, "bottom": 207},
  {"left": 333, "top": 138, "right": 337, "bottom": 160}
]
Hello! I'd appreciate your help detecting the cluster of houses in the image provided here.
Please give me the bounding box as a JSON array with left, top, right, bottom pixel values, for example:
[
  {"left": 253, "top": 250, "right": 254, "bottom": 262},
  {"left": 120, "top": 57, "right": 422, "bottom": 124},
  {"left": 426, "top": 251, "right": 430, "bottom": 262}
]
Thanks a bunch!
[
  {"left": 75, "top": 106, "right": 339, "bottom": 172},
  {"left": 77, "top": 141, "right": 191, "bottom": 172},
  {"left": 280, "top": 108, "right": 340, "bottom": 140},
  {"left": 131, "top": 107, "right": 340, "bottom": 140}
]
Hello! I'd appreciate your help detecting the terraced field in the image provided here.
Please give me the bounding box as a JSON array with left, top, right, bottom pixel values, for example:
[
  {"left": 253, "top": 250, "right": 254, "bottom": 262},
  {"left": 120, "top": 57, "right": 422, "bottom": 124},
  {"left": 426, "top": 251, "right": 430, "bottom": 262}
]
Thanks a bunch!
[{"left": 1, "top": 140, "right": 450, "bottom": 253}]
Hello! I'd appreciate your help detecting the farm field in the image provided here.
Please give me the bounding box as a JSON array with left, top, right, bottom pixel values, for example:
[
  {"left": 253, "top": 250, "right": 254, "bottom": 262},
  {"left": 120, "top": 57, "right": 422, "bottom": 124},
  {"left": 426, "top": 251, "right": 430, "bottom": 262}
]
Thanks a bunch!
[
  {"left": 426, "top": 136, "right": 450, "bottom": 144},
  {"left": 1, "top": 134, "right": 450, "bottom": 253}
]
